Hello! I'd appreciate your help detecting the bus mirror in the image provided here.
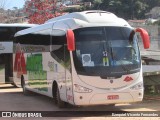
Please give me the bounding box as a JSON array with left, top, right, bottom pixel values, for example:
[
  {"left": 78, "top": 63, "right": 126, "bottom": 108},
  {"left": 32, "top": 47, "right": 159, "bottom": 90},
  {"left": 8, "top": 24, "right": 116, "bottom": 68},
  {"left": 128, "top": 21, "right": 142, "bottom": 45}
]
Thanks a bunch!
[
  {"left": 135, "top": 28, "right": 150, "bottom": 49},
  {"left": 66, "top": 29, "right": 75, "bottom": 51}
]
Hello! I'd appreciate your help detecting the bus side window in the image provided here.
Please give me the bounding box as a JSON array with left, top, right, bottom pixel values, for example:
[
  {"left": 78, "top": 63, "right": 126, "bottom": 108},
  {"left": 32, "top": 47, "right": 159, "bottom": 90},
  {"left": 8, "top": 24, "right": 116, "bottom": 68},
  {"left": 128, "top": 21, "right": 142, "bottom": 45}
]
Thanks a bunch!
[
  {"left": 50, "top": 35, "right": 65, "bottom": 63},
  {"left": 50, "top": 35, "right": 71, "bottom": 70},
  {"left": 0, "top": 27, "right": 15, "bottom": 41},
  {"left": 51, "top": 45, "right": 64, "bottom": 62}
]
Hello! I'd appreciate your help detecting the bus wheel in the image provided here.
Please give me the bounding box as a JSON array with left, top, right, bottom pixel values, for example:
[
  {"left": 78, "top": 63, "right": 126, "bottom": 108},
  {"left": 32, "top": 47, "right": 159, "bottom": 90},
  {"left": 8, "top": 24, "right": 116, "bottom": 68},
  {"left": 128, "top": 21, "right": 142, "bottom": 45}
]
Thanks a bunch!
[
  {"left": 56, "top": 88, "right": 65, "bottom": 108},
  {"left": 11, "top": 82, "right": 18, "bottom": 88},
  {"left": 108, "top": 104, "right": 115, "bottom": 107},
  {"left": 21, "top": 76, "right": 30, "bottom": 95}
]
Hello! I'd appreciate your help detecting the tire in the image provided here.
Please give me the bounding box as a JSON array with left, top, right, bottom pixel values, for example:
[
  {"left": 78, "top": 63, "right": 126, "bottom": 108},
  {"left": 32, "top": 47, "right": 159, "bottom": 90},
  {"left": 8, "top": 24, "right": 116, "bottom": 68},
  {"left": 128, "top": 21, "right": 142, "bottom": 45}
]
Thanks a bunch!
[
  {"left": 21, "top": 77, "right": 30, "bottom": 95},
  {"left": 53, "top": 83, "right": 57, "bottom": 104},
  {"left": 108, "top": 104, "right": 115, "bottom": 107},
  {"left": 11, "top": 82, "right": 18, "bottom": 88},
  {"left": 56, "top": 87, "right": 66, "bottom": 108}
]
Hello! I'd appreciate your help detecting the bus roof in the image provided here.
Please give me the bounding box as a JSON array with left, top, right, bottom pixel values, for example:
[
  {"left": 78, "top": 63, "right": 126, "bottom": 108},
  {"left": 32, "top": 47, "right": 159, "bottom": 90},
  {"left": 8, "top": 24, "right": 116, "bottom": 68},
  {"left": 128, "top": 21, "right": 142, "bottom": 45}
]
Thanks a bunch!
[
  {"left": 15, "top": 10, "right": 131, "bottom": 37},
  {"left": 14, "top": 22, "right": 51, "bottom": 37},
  {"left": 0, "top": 23, "right": 37, "bottom": 27},
  {"left": 46, "top": 10, "right": 118, "bottom": 23}
]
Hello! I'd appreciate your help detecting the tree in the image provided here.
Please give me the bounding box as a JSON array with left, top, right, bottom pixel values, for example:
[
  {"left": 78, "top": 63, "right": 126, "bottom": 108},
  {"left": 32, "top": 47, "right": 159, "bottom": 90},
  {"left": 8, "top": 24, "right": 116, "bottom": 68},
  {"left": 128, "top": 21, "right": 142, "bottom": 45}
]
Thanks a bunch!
[
  {"left": 90, "top": 0, "right": 149, "bottom": 19},
  {"left": 146, "top": 0, "right": 160, "bottom": 11},
  {"left": 0, "top": 0, "right": 11, "bottom": 23},
  {"left": 24, "top": 0, "right": 160, "bottom": 23},
  {"left": 24, "top": 0, "right": 65, "bottom": 24},
  {"left": 153, "top": 20, "right": 160, "bottom": 26},
  {"left": 131, "top": 0, "right": 148, "bottom": 19}
]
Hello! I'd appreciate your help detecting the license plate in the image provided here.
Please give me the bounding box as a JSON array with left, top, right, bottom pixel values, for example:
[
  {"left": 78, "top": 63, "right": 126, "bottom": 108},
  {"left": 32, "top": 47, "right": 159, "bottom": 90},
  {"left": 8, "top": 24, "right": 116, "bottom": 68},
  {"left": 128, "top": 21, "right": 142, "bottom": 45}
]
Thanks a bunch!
[{"left": 107, "top": 95, "right": 119, "bottom": 100}]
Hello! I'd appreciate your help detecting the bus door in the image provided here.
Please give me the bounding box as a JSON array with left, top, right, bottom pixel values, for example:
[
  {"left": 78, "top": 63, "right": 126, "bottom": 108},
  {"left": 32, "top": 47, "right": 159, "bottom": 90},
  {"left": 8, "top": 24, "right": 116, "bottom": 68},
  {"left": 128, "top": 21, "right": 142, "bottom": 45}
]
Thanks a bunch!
[
  {"left": 64, "top": 45, "right": 74, "bottom": 104},
  {"left": 51, "top": 28, "right": 74, "bottom": 103}
]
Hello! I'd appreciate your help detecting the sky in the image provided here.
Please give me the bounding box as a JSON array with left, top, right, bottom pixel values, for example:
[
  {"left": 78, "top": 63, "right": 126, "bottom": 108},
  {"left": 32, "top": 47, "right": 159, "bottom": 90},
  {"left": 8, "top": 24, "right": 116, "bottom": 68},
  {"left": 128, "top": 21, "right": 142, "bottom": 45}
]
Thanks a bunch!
[{"left": 4, "top": 0, "right": 25, "bottom": 10}]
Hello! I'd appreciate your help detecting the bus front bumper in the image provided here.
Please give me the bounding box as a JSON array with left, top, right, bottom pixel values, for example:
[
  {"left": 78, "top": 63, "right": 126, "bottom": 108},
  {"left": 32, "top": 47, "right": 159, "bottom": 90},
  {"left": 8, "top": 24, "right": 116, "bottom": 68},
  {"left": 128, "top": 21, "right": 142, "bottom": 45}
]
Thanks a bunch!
[{"left": 73, "top": 90, "right": 143, "bottom": 106}]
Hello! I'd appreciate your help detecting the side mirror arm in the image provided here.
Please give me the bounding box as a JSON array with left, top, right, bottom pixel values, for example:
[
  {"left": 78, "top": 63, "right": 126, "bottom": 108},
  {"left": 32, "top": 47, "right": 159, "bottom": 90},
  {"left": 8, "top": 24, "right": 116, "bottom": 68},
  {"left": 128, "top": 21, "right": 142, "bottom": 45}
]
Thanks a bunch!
[
  {"left": 66, "top": 29, "right": 75, "bottom": 51},
  {"left": 135, "top": 28, "right": 150, "bottom": 49}
]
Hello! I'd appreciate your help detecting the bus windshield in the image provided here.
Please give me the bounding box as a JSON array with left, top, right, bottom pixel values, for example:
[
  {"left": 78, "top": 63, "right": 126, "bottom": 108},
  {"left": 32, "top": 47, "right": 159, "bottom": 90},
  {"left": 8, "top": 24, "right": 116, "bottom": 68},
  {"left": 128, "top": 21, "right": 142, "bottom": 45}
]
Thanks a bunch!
[{"left": 73, "top": 27, "right": 141, "bottom": 77}]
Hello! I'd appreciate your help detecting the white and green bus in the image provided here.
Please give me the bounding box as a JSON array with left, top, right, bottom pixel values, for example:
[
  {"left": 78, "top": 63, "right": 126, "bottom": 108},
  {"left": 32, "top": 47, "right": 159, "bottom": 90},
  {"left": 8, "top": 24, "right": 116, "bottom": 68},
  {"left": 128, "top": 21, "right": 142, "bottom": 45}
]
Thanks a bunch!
[{"left": 13, "top": 11, "right": 150, "bottom": 107}]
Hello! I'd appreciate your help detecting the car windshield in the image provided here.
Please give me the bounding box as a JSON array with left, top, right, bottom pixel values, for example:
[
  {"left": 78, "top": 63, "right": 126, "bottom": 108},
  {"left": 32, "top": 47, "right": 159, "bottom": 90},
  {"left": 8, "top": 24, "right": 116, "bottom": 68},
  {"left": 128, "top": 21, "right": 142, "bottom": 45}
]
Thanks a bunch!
[{"left": 73, "top": 27, "right": 141, "bottom": 77}]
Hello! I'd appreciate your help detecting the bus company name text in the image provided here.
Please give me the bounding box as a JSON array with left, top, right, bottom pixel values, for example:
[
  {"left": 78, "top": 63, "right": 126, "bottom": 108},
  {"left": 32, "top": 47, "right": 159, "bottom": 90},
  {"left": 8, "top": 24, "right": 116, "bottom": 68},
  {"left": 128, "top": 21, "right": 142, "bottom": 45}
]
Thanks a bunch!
[{"left": 2, "top": 112, "right": 42, "bottom": 118}]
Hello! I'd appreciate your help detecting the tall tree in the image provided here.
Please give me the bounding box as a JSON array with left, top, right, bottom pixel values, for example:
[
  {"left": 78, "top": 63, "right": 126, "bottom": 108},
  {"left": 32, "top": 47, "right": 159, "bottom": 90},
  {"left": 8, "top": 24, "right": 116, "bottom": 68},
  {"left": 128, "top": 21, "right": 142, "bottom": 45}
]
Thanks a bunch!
[
  {"left": 133, "top": 0, "right": 148, "bottom": 19},
  {"left": 24, "top": 0, "right": 64, "bottom": 24},
  {"left": 92, "top": 0, "right": 149, "bottom": 19},
  {"left": 145, "top": 0, "right": 160, "bottom": 11}
]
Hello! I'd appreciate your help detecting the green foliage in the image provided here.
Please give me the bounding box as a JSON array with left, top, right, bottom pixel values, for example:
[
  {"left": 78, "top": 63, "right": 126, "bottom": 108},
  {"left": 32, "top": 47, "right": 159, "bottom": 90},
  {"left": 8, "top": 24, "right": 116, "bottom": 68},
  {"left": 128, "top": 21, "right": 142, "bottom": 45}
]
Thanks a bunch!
[
  {"left": 64, "top": 6, "right": 84, "bottom": 13},
  {"left": 94, "top": 0, "right": 102, "bottom": 4},
  {"left": 79, "top": 0, "right": 160, "bottom": 19},
  {"left": 153, "top": 20, "right": 160, "bottom": 26},
  {"left": 145, "top": 0, "right": 160, "bottom": 11}
]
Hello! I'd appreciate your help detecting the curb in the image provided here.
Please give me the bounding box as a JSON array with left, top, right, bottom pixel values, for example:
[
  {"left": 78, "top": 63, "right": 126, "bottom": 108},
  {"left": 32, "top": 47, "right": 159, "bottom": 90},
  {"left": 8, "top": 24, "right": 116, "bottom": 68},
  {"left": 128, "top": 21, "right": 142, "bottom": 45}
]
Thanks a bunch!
[{"left": 144, "top": 96, "right": 160, "bottom": 100}]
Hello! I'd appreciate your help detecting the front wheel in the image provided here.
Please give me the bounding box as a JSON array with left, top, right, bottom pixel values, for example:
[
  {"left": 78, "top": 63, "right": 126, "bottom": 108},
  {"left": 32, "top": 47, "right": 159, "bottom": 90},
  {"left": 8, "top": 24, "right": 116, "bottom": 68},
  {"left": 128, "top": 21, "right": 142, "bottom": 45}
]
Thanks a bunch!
[{"left": 56, "top": 88, "right": 66, "bottom": 108}]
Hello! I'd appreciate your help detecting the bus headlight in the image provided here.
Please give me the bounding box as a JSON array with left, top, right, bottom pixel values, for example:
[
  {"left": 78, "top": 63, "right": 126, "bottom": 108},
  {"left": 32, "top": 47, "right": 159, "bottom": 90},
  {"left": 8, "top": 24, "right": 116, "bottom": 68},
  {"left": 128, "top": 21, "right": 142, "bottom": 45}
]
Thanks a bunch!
[
  {"left": 130, "top": 82, "right": 143, "bottom": 90},
  {"left": 74, "top": 84, "right": 92, "bottom": 93}
]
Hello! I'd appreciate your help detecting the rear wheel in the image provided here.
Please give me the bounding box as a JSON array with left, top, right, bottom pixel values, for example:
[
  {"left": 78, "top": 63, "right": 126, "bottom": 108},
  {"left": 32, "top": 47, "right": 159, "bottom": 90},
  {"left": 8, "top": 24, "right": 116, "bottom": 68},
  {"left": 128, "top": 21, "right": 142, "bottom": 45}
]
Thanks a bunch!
[
  {"left": 11, "top": 82, "right": 18, "bottom": 88},
  {"left": 21, "top": 76, "right": 30, "bottom": 95},
  {"left": 108, "top": 104, "right": 115, "bottom": 107}
]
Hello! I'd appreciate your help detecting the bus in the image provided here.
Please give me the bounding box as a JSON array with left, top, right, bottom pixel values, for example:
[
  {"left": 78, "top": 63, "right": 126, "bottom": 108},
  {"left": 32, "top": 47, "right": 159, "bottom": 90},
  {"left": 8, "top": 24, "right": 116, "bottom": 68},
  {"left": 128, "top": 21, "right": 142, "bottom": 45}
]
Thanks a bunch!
[
  {"left": 0, "top": 24, "right": 37, "bottom": 84},
  {"left": 13, "top": 11, "right": 150, "bottom": 107}
]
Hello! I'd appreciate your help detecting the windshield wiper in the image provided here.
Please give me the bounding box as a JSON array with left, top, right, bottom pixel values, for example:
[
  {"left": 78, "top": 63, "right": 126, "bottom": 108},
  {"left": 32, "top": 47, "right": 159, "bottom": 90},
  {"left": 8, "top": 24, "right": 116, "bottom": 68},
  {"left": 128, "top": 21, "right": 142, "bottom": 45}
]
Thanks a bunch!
[{"left": 110, "top": 46, "right": 131, "bottom": 74}]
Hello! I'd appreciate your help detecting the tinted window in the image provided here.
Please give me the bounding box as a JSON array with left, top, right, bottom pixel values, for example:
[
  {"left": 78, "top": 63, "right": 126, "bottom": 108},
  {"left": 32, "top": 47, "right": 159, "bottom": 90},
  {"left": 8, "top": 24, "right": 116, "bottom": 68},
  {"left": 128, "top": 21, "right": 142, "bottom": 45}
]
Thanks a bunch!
[
  {"left": 0, "top": 27, "right": 30, "bottom": 42},
  {"left": 16, "top": 34, "right": 50, "bottom": 45},
  {"left": 50, "top": 35, "right": 70, "bottom": 69},
  {"left": 0, "top": 27, "right": 16, "bottom": 41}
]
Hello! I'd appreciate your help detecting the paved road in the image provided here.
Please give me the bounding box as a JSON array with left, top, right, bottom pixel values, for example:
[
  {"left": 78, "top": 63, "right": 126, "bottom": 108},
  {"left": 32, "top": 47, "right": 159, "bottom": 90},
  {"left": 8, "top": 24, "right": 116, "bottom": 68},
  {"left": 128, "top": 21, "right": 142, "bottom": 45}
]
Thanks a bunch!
[{"left": 0, "top": 84, "right": 160, "bottom": 120}]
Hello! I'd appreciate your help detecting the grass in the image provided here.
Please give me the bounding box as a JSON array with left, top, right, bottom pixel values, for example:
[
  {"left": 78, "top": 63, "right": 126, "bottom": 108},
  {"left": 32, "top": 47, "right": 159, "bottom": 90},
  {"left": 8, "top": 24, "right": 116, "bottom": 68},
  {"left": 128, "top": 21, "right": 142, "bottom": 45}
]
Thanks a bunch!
[{"left": 144, "top": 93, "right": 160, "bottom": 97}]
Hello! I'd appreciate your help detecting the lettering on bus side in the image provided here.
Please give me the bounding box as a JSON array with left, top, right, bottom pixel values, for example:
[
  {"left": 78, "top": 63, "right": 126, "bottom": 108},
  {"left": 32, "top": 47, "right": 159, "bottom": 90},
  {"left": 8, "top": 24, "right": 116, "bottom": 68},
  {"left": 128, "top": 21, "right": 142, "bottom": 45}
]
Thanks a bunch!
[
  {"left": 48, "top": 61, "right": 58, "bottom": 72},
  {"left": 25, "top": 46, "right": 45, "bottom": 52}
]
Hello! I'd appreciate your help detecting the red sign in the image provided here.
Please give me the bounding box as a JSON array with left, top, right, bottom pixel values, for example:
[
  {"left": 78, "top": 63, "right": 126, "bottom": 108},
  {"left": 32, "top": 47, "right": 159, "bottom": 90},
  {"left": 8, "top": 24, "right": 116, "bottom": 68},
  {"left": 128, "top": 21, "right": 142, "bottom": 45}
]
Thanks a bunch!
[
  {"left": 107, "top": 95, "right": 119, "bottom": 100},
  {"left": 14, "top": 44, "right": 27, "bottom": 78}
]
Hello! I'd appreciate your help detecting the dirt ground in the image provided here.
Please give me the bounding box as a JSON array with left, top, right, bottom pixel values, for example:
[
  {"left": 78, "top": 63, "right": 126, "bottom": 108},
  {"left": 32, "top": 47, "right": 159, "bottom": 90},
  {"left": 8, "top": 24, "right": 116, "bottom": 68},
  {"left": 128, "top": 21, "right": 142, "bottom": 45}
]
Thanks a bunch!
[{"left": 0, "top": 84, "right": 160, "bottom": 120}]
